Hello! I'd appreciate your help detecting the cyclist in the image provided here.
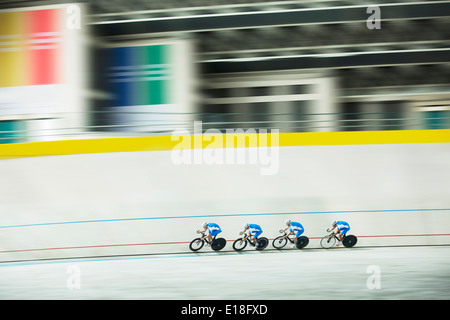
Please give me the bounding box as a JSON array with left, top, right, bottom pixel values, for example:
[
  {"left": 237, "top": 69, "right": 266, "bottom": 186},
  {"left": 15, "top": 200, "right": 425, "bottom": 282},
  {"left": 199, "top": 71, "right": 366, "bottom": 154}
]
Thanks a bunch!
[
  {"left": 240, "top": 223, "right": 262, "bottom": 246},
  {"left": 198, "top": 222, "right": 222, "bottom": 245},
  {"left": 279, "top": 219, "right": 304, "bottom": 248},
  {"left": 327, "top": 220, "right": 350, "bottom": 246}
]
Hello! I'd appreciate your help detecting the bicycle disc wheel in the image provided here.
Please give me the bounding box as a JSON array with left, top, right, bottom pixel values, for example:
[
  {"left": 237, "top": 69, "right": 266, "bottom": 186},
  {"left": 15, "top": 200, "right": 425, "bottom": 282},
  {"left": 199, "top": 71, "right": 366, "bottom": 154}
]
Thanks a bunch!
[
  {"left": 189, "top": 238, "right": 204, "bottom": 251},
  {"left": 296, "top": 236, "right": 309, "bottom": 249},
  {"left": 256, "top": 237, "right": 269, "bottom": 250},
  {"left": 211, "top": 238, "right": 226, "bottom": 251},
  {"left": 272, "top": 236, "right": 287, "bottom": 249},
  {"left": 233, "top": 238, "right": 248, "bottom": 251},
  {"left": 342, "top": 235, "right": 357, "bottom": 248},
  {"left": 320, "top": 235, "right": 336, "bottom": 249}
]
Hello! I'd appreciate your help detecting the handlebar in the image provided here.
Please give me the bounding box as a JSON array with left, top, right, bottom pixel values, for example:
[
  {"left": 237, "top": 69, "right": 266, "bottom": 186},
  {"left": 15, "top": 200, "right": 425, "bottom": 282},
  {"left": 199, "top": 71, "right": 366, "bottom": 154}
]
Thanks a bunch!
[{"left": 238, "top": 232, "right": 249, "bottom": 241}]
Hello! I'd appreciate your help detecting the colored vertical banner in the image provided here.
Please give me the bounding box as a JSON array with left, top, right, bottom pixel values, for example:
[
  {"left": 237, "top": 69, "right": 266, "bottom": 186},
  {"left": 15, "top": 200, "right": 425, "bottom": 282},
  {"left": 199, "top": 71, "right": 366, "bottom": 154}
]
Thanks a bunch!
[
  {"left": 0, "top": 9, "right": 62, "bottom": 88},
  {"left": 25, "top": 9, "right": 61, "bottom": 85},
  {"left": 133, "top": 45, "right": 149, "bottom": 106},
  {"left": 0, "top": 12, "right": 26, "bottom": 87},
  {"left": 148, "top": 44, "right": 170, "bottom": 106},
  {"left": 0, "top": 120, "right": 25, "bottom": 144},
  {"left": 108, "top": 44, "right": 172, "bottom": 107},
  {"left": 109, "top": 46, "right": 134, "bottom": 107},
  {"left": 137, "top": 44, "right": 171, "bottom": 106},
  {"left": 0, "top": 4, "right": 86, "bottom": 143}
]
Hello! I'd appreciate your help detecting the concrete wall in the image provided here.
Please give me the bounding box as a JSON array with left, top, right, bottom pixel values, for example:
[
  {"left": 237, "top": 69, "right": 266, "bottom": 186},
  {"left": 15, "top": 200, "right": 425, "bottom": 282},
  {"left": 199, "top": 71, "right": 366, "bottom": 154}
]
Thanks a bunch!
[{"left": 0, "top": 142, "right": 449, "bottom": 262}]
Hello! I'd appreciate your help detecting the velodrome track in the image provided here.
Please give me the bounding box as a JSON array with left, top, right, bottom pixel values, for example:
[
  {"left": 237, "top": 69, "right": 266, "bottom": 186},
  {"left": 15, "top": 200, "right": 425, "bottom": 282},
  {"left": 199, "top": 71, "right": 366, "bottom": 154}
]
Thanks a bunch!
[
  {"left": 1, "top": 131, "right": 449, "bottom": 300},
  {"left": 1, "top": 245, "right": 449, "bottom": 300}
]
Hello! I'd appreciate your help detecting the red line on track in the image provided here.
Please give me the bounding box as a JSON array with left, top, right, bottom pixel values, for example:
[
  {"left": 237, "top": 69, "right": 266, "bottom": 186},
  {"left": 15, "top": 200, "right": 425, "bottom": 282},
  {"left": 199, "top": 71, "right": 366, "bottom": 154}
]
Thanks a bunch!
[{"left": 0, "top": 241, "right": 188, "bottom": 254}]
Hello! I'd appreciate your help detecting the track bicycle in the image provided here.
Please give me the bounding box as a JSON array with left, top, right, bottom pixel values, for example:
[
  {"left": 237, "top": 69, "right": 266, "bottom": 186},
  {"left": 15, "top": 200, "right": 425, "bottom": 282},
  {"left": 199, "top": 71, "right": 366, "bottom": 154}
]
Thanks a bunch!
[
  {"left": 232, "top": 232, "right": 269, "bottom": 251},
  {"left": 272, "top": 231, "right": 309, "bottom": 249},
  {"left": 189, "top": 232, "right": 226, "bottom": 252},
  {"left": 320, "top": 232, "right": 358, "bottom": 249}
]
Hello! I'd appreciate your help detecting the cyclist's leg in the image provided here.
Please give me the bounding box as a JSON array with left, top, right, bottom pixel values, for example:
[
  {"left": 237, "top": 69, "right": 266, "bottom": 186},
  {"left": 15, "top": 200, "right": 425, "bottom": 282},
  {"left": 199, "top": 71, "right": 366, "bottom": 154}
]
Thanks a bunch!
[
  {"left": 340, "top": 227, "right": 349, "bottom": 240},
  {"left": 334, "top": 229, "right": 342, "bottom": 245},
  {"left": 293, "top": 230, "right": 304, "bottom": 244},
  {"left": 245, "top": 232, "right": 255, "bottom": 245},
  {"left": 251, "top": 231, "right": 262, "bottom": 244},
  {"left": 209, "top": 229, "right": 220, "bottom": 243}
]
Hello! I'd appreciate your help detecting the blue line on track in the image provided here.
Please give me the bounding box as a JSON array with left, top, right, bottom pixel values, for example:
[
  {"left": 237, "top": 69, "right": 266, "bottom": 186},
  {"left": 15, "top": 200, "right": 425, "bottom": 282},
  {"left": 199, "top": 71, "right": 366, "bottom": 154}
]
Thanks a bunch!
[{"left": 0, "top": 208, "right": 448, "bottom": 229}]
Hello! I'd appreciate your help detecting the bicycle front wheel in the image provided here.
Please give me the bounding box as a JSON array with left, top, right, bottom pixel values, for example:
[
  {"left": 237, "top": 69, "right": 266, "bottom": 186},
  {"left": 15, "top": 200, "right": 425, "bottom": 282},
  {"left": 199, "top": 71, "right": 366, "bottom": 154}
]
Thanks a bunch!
[
  {"left": 272, "top": 236, "right": 288, "bottom": 249},
  {"left": 189, "top": 238, "right": 205, "bottom": 251},
  {"left": 320, "top": 235, "right": 337, "bottom": 249},
  {"left": 233, "top": 238, "right": 248, "bottom": 251}
]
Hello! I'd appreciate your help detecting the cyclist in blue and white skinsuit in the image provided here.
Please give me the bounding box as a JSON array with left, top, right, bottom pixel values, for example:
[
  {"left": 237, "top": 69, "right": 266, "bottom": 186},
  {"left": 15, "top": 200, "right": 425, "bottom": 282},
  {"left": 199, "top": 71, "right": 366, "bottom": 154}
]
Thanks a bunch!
[
  {"left": 327, "top": 220, "right": 350, "bottom": 246},
  {"left": 280, "top": 219, "right": 304, "bottom": 248},
  {"left": 198, "top": 222, "right": 222, "bottom": 245},
  {"left": 240, "top": 223, "right": 262, "bottom": 246}
]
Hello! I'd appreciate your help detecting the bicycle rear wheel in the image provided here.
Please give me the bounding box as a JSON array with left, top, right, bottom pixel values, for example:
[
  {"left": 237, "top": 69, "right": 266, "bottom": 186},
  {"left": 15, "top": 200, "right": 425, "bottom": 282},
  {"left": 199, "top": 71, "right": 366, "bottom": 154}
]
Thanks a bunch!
[
  {"left": 272, "top": 236, "right": 288, "bottom": 249},
  {"left": 342, "top": 235, "right": 357, "bottom": 248},
  {"left": 233, "top": 238, "right": 248, "bottom": 251},
  {"left": 256, "top": 237, "right": 269, "bottom": 250},
  {"left": 296, "top": 236, "right": 309, "bottom": 249},
  {"left": 189, "top": 238, "right": 204, "bottom": 251},
  {"left": 320, "top": 235, "right": 336, "bottom": 249},
  {"left": 211, "top": 238, "right": 226, "bottom": 251}
]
